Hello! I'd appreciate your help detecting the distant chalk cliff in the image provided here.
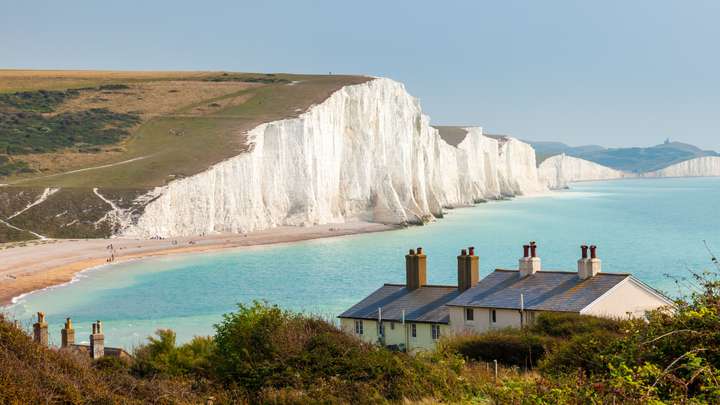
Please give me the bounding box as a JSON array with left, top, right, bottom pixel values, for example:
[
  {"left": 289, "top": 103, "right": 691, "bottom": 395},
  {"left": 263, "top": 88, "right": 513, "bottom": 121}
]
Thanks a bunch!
[
  {"left": 539, "top": 154, "right": 631, "bottom": 189},
  {"left": 643, "top": 156, "right": 720, "bottom": 178}
]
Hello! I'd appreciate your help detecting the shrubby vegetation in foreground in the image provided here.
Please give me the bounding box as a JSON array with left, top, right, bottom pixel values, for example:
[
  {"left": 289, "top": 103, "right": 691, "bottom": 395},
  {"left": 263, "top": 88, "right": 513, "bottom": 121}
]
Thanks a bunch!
[{"left": 3, "top": 266, "right": 720, "bottom": 403}]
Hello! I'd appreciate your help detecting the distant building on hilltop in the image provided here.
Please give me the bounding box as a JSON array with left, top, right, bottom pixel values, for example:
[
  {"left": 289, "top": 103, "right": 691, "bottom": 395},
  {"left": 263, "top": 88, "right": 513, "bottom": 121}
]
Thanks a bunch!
[{"left": 339, "top": 243, "right": 673, "bottom": 351}]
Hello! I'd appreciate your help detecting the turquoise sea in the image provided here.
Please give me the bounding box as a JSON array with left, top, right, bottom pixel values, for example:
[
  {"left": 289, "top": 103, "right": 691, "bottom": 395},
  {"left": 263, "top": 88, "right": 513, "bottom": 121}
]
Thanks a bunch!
[{"left": 6, "top": 178, "right": 720, "bottom": 349}]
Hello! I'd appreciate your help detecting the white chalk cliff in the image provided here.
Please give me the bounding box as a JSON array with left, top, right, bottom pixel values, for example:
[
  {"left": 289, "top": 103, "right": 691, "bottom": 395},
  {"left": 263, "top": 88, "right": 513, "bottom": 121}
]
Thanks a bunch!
[
  {"left": 124, "top": 78, "right": 547, "bottom": 237},
  {"left": 643, "top": 156, "right": 720, "bottom": 178},
  {"left": 539, "top": 154, "right": 630, "bottom": 189}
]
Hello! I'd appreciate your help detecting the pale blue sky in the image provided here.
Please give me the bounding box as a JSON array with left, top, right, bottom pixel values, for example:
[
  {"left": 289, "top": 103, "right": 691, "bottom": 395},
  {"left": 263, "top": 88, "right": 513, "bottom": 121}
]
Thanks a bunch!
[{"left": 3, "top": 1, "right": 720, "bottom": 150}]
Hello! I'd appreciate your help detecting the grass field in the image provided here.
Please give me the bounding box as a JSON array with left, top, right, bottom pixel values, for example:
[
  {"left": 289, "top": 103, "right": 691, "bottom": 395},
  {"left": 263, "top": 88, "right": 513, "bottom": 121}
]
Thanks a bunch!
[
  {"left": 1, "top": 70, "right": 369, "bottom": 188},
  {"left": 0, "top": 70, "right": 369, "bottom": 241}
]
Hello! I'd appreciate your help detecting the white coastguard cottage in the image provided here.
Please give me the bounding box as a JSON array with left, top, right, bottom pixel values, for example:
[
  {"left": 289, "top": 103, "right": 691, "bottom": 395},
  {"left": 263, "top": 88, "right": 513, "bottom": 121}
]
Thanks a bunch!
[
  {"left": 339, "top": 243, "right": 673, "bottom": 351},
  {"left": 447, "top": 243, "right": 674, "bottom": 335}
]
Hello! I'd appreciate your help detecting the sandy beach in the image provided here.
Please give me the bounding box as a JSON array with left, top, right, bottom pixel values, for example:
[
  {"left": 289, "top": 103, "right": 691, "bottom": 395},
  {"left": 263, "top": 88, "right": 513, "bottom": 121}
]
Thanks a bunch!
[{"left": 0, "top": 221, "right": 396, "bottom": 306}]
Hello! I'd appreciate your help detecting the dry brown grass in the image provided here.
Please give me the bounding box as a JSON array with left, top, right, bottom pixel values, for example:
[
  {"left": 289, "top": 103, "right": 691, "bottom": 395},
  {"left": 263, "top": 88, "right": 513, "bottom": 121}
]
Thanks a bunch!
[
  {"left": 0, "top": 69, "right": 215, "bottom": 93},
  {"left": 53, "top": 80, "right": 260, "bottom": 119}
]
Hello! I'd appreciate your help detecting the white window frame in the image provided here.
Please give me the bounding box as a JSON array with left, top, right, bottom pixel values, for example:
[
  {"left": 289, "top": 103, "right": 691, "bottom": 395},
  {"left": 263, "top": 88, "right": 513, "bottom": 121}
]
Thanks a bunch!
[
  {"left": 411, "top": 323, "right": 417, "bottom": 338},
  {"left": 355, "top": 319, "right": 363, "bottom": 335}
]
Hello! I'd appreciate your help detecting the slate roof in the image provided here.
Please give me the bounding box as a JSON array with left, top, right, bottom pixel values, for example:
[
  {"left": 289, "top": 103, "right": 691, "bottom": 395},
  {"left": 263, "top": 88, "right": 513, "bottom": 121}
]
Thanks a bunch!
[
  {"left": 339, "top": 284, "right": 461, "bottom": 324},
  {"left": 447, "top": 269, "right": 631, "bottom": 312}
]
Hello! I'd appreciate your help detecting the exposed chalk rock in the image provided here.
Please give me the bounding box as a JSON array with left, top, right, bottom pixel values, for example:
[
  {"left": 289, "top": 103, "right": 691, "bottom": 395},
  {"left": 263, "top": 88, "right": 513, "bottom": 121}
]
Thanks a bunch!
[
  {"left": 643, "top": 156, "right": 720, "bottom": 178},
  {"left": 539, "top": 154, "right": 630, "bottom": 189},
  {"left": 124, "top": 78, "right": 547, "bottom": 237}
]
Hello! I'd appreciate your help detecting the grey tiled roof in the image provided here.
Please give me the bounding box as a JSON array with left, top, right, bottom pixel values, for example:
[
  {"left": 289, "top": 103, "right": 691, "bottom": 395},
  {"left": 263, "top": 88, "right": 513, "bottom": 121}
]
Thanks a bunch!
[
  {"left": 339, "top": 284, "right": 461, "bottom": 324},
  {"left": 447, "top": 269, "right": 630, "bottom": 312}
]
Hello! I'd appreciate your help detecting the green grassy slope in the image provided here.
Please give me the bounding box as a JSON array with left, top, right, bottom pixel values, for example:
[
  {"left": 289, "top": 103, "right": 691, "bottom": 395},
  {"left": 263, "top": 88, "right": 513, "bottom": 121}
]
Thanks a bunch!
[
  {"left": 3, "top": 72, "right": 369, "bottom": 188},
  {"left": 0, "top": 71, "right": 369, "bottom": 241}
]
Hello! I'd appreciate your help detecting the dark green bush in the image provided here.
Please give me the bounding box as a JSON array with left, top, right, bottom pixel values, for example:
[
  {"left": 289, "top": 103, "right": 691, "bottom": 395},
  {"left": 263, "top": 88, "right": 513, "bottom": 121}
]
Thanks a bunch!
[
  {"left": 530, "top": 311, "right": 626, "bottom": 338},
  {"left": 441, "top": 329, "right": 549, "bottom": 368},
  {"left": 0, "top": 89, "right": 79, "bottom": 112},
  {"left": 211, "top": 301, "right": 469, "bottom": 402},
  {"left": 0, "top": 108, "right": 140, "bottom": 156},
  {"left": 132, "top": 329, "right": 215, "bottom": 378},
  {"left": 98, "top": 84, "right": 130, "bottom": 90}
]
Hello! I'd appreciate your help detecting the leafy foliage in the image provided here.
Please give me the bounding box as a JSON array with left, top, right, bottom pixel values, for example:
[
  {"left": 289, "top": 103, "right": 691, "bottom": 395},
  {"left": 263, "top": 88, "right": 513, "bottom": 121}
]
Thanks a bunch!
[
  {"left": 0, "top": 108, "right": 139, "bottom": 156},
  {"left": 210, "top": 301, "right": 469, "bottom": 402},
  {"left": 440, "top": 330, "right": 549, "bottom": 368}
]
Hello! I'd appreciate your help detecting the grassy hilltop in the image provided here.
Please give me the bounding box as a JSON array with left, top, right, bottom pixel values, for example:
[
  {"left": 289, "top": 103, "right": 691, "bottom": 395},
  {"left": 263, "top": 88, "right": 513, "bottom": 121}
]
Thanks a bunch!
[{"left": 0, "top": 70, "right": 369, "bottom": 241}]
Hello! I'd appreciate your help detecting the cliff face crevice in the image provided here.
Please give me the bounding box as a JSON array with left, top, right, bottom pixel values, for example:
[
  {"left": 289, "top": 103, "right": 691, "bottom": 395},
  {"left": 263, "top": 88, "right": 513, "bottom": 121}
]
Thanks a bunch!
[
  {"left": 539, "top": 154, "right": 630, "bottom": 189},
  {"left": 124, "top": 79, "right": 547, "bottom": 237}
]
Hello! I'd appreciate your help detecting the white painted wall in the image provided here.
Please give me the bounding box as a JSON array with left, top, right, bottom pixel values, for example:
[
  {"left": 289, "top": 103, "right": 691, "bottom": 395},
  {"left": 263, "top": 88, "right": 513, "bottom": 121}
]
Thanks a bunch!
[
  {"left": 448, "top": 306, "right": 526, "bottom": 334},
  {"left": 340, "top": 318, "right": 446, "bottom": 351},
  {"left": 582, "top": 278, "right": 671, "bottom": 318}
]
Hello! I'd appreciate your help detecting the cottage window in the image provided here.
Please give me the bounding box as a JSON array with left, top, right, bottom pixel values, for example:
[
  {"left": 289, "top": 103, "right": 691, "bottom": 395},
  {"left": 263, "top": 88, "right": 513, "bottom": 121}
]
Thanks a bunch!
[
  {"left": 378, "top": 322, "right": 385, "bottom": 336},
  {"left": 465, "top": 307, "right": 474, "bottom": 321},
  {"left": 354, "top": 320, "right": 363, "bottom": 335},
  {"left": 390, "top": 321, "right": 395, "bottom": 330},
  {"left": 491, "top": 309, "right": 497, "bottom": 323},
  {"left": 411, "top": 323, "right": 417, "bottom": 338},
  {"left": 431, "top": 324, "right": 441, "bottom": 340}
]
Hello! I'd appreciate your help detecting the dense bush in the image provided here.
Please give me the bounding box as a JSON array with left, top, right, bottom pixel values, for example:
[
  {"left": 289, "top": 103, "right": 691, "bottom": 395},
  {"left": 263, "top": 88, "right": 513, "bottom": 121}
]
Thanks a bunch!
[
  {"left": 0, "top": 89, "right": 78, "bottom": 112},
  {"left": 132, "top": 329, "right": 215, "bottom": 378},
  {"left": 98, "top": 84, "right": 130, "bottom": 90},
  {"left": 530, "top": 311, "right": 627, "bottom": 338},
  {"left": 204, "top": 74, "right": 290, "bottom": 84},
  {"left": 0, "top": 108, "right": 139, "bottom": 156},
  {"left": 210, "top": 301, "right": 469, "bottom": 402},
  {"left": 441, "top": 330, "right": 549, "bottom": 368}
]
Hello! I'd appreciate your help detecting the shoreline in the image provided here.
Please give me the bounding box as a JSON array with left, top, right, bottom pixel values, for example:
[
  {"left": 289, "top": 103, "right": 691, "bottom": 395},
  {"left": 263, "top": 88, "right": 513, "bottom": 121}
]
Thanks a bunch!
[{"left": 0, "top": 221, "right": 397, "bottom": 306}]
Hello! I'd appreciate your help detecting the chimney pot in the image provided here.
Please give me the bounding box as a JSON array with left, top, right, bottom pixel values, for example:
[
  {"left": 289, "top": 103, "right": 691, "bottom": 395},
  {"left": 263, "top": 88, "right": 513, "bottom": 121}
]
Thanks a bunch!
[
  {"left": 523, "top": 244, "right": 530, "bottom": 258},
  {"left": 458, "top": 246, "right": 479, "bottom": 292},
  {"left": 61, "top": 317, "right": 75, "bottom": 348},
  {"left": 90, "top": 320, "right": 105, "bottom": 359},
  {"left": 405, "top": 247, "right": 426, "bottom": 290},
  {"left": 530, "top": 241, "right": 537, "bottom": 258},
  {"left": 32, "top": 311, "right": 48, "bottom": 346},
  {"left": 590, "top": 245, "right": 597, "bottom": 259},
  {"left": 408, "top": 249, "right": 415, "bottom": 255},
  {"left": 581, "top": 245, "right": 589, "bottom": 259}
]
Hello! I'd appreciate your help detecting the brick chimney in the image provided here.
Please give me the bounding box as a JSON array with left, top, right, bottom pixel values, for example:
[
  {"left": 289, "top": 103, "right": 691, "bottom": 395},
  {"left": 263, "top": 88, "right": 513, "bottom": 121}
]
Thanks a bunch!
[
  {"left": 519, "top": 241, "right": 541, "bottom": 277},
  {"left": 457, "top": 246, "right": 479, "bottom": 292},
  {"left": 90, "top": 320, "right": 105, "bottom": 359},
  {"left": 579, "top": 244, "right": 602, "bottom": 279},
  {"left": 32, "top": 312, "right": 48, "bottom": 346},
  {"left": 61, "top": 318, "right": 75, "bottom": 348},
  {"left": 405, "top": 247, "right": 427, "bottom": 290}
]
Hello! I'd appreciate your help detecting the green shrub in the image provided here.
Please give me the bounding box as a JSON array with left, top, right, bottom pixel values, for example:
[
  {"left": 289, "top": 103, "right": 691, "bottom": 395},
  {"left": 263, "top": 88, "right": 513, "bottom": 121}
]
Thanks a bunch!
[
  {"left": 98, "top": 84, "right": 130, "bottom": 90},
  {"left": 212, "top": 301, "right": 470, "bottom": 402},
  {"left": 530, "top": 311, "right": 626, "bottom": 338},
  {"left": 0, "top": 108, "right": 140, "bottom": 156},
  {"left": 441, "top": 330, "right": 549, "bottom": 368},
  {"left": 0, "top": 89, "right": 79, "bottom": 112},
  {"left": 132, "top": 329, "right": 215, "bottom": 378}
]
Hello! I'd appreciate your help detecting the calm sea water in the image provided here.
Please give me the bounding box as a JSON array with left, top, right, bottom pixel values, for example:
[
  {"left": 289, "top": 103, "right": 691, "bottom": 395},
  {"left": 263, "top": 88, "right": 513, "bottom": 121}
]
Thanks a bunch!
[{"left": 6, "top": 178, "right": 719, "bottom": 349}]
